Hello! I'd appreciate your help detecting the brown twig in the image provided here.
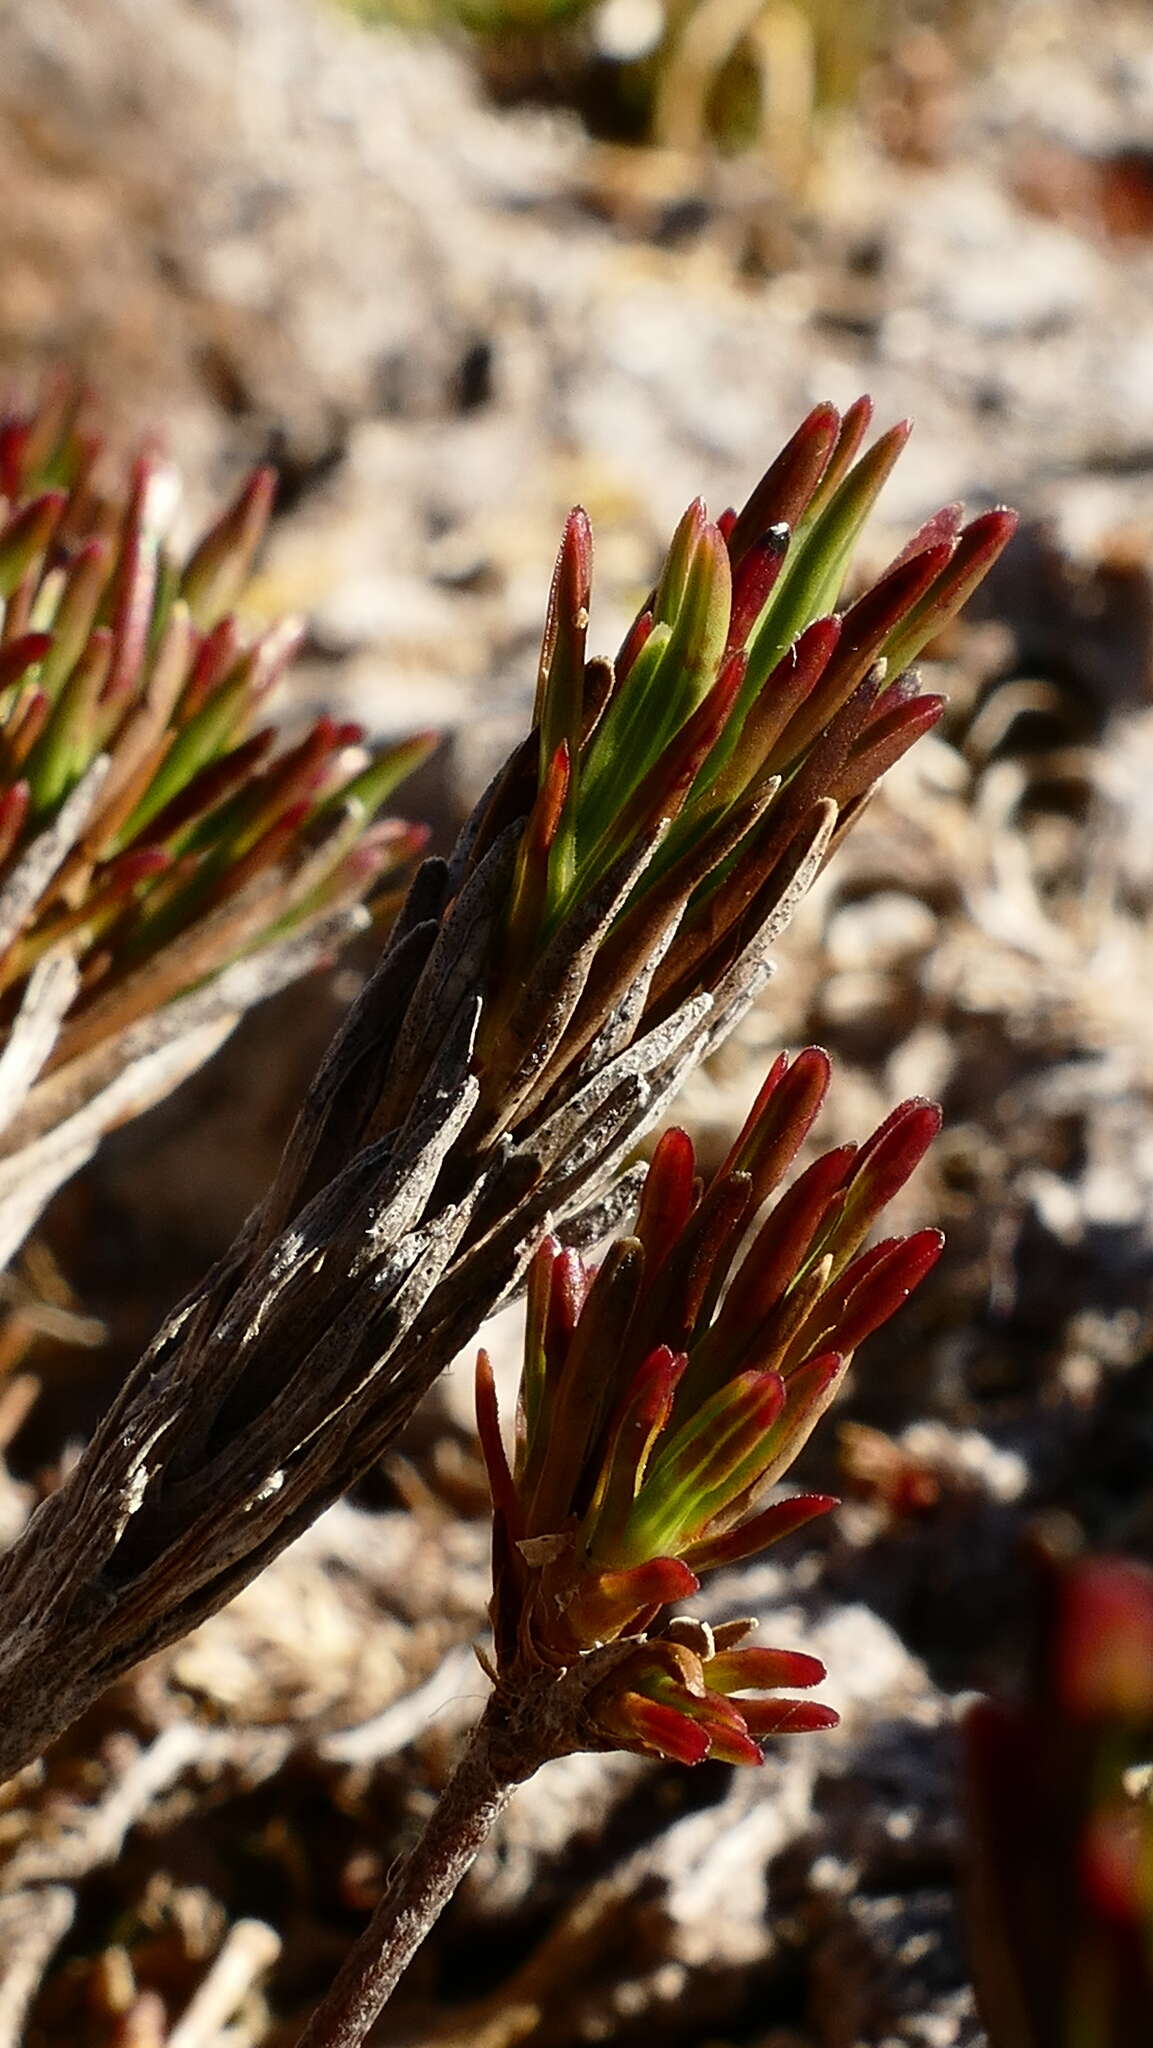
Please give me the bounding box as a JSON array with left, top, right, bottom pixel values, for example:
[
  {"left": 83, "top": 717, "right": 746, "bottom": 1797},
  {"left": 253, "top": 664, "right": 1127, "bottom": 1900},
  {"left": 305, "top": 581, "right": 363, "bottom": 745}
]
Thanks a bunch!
[
  {"left": 297, "top": 1651, "right": 641, "bottom": 2048},
  {"left": 296, "top": 1715, "right": 515, "bottom": 2048}
]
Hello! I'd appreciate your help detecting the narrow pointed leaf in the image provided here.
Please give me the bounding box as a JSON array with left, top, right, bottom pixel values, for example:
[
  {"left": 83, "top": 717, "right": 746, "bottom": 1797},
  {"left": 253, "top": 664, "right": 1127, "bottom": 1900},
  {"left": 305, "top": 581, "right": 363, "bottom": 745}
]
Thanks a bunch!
[
  {"left": 682, "top": 1491, "right": 838, "bottom": 1572},
  {"left": 585, "top": 1344, "right": 687, "bottom": 1561},
  {"left": 596, "top": 1692, "right": 712, "bottom": 1765},
  {"left": 726, "top": 401, "right": 841, "bottom": 565},
  {"left": 807, "top": 1228, "right": 943, "bottom": 1358},
  {"left": 0, "top": 493, "right": 64, "bottom": 600},
  {"left": 769, "top": 539, "right": 953, "bottom": 768},
  {"left": 831, "top": 691, "right": 946, "bottom": 808},
  {"left": 883, "top": 502, "right": 963, "bottom": 573},
  {"left": 717, "top": 1146, "right": 856, "bottom": 1338},
  {"left": 535, "top": 507, "right": 592, "bottom": 759},
  {"left": 561, "top": 1554, "right": 699, "bottom": 1648},
  {"left": 746, "top": 420, "right": 911, "bottom": 690},
  {"left": 0, "top": 782, "right": 29, "bottom": 868},
  {"left": 720, "top": 1045, "right": 832, "bottom": 1204},
  {"left": 475, "top": 1349, "right": 520, "bottom": 1528},
  {"left": 615, "top": 608, "right": 653, "bottom": 684},
  {"left": 103, "top": 460, "right": 158, "bottom": 703},
  {"left": 797, "top": 395, "right": 874, "bottom": 523},
  {"left": 526, "top": 1237, "right": 645, "bottom": 1536},
  {"left": 627, "top": 1369, "right": 788, "bottom": 1558},
  {"left": 706, "top": 1645, "right": 827, "bottom": 1693},
  {"left": 726, "top": 524, "right": 790, "bottom": 652},
  {"left": 841, "top": 1098, "right": 942, "bottom": 1233},
  {"left": 880, "top": 508, "right": 1018, "bottom": 676},
  {"left": 326, "top": 730, "right": 439, "bottom": 821},
  {"left": 0, "top": 633, "right": 52, "bottom": 695},
  {"left": 740, "top": 1697, "right": 840, "bottom": 1735},
  {"left": 38, "top": 538, "right": 110, "bottom": 696},
  {"left": 26, "top": 626, "right": 113, "bottom": 813},
  {"left": 634, "top": 1128, "right": 698, "bottom": 1267},
  {"left": 748, "top": 1351, "right": 846, "bottom": 1493},
  {"left": 180, "top": 467, "right": 276, "bottom": 629}
]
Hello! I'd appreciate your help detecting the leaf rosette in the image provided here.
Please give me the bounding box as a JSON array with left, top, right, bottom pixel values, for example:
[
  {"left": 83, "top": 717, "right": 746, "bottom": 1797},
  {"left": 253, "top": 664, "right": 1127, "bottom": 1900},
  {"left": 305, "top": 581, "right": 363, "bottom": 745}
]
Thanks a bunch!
[{"left": 477, "top": 1047, "right": 943, "bottom": 1765}]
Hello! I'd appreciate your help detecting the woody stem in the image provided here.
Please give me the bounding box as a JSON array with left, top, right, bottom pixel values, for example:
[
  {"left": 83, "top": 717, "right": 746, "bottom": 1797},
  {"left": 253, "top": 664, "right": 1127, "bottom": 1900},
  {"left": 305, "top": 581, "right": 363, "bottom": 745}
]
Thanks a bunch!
[{"left": 295, "top": 1708, "right": 516, "bottom": 2048}]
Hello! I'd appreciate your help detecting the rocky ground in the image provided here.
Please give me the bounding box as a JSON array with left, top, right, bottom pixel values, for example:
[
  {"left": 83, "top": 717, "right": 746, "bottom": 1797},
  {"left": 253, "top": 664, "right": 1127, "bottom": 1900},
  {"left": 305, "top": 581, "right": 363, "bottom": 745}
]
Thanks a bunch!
[{"left": 3, "top": 0, "right": 1153, "bottom": 2041}]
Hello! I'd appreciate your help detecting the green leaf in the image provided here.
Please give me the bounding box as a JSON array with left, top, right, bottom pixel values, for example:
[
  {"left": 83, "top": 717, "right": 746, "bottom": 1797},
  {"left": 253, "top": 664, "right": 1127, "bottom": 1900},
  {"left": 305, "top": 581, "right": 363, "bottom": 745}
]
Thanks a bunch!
[
  {"left": 621, "top": 1369, "right": 787, "bottom": 1562},
  {"left": 741, "top": 421, "right": 911, "bottom": 702}
]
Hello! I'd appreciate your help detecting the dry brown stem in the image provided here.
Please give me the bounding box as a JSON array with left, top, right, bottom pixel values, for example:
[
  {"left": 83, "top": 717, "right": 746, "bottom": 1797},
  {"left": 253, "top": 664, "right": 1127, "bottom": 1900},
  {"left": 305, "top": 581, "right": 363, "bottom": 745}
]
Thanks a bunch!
[
  {"left": 297, "top": 1650, "right": 639, "bottom": 2048},
  {"left": 297, "top": 1716, "right": 515, "bottom": 2048},
  {"left": 0, "top": 747, "right": 791, "bottom": 1789}
]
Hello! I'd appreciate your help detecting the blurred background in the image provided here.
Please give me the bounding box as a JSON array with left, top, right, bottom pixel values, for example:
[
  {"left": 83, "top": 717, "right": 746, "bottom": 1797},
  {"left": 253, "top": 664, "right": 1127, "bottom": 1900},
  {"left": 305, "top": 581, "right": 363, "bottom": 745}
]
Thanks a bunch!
[{"left": 4, "top": 1, "right": 1153, "bottom": 2043}]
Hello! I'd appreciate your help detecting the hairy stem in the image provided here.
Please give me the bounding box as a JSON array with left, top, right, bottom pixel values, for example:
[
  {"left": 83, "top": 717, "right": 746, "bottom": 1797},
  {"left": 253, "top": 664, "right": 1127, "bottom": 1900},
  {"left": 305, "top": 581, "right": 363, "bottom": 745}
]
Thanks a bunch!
[{"left": 296, "top": 1712, "right": 515, "bottom": 2048}]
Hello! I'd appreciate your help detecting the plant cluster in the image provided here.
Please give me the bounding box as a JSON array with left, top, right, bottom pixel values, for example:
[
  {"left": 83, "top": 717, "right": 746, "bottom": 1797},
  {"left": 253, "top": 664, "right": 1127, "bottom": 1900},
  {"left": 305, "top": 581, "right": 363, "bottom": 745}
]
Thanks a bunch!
[
  {"left": 286, "top": 400, "right": 1017, "bottom": 2047},
  {"left": 0, "top": 388, "right": 430, "bottom": 1066},
  {"left": 302, "top": 1055, "right": 945, "bottom": 2048},
  {"left": 0, "top": 391, "right": 1020, "bottom": 2048},
  {"left": 0, "top": 390, "right": 1013, "bottom": 1774},
  {"left": 458, "top": 396, "right": 1011, "bottom": 1145},
  {"left": 0, "top": 385, "right": 430, "bottom": 1268},
  {"left": 6, "top": 372, "right": 1151, "bottom": 2048},
  {"left": 477, "top": 1052, "right": 941, "bottom": 1767}
]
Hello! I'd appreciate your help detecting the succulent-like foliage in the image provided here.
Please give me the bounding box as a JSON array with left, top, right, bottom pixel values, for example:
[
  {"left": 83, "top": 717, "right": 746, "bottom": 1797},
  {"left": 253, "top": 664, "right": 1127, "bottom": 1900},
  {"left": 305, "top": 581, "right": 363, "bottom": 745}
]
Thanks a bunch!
[
  {"left": 476, "top": 1052, "right": 942, "bottom": 1767},
  {"left": 463, "top": 398, "right": 1013, "bottom": 1143},
  {"left": 964, "top": 1553, "right": 1153, "bottom": 2048},
  {"left": 0, "top": 396, "right": 1010, "bottom": 1802},
  {"left": 0, "top": 386, "right": 431, "bottom": 1263},
  {"left": 0, "top": 392, "right": 1019, "bottom": 2048},
  {"left": 0, "top": 389, "right": 431, "bottom": 1050}
]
